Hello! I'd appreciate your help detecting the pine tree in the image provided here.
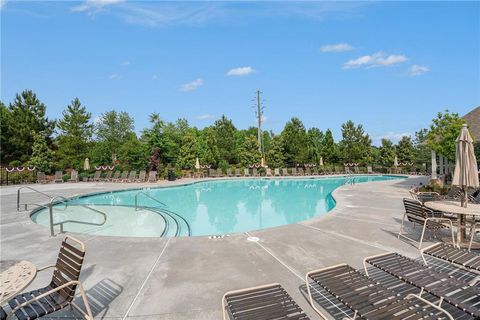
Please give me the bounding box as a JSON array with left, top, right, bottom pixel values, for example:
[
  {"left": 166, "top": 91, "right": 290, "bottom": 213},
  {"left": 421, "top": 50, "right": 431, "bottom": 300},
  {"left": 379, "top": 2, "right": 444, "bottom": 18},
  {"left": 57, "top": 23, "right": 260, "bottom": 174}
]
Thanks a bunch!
[
  {"left": 56, "top": 98, "right": 93, "bottom": 169},
  {"left": 378, "top": 139, "right": 396, "bottom": 167},
  {"left": 239, "top": 136, "right": 261, "bottom": 166},
  {"left": 28, "top": 131, "right": 54, "bottom": 172},
  {"left": 213, "top": 115, "right": 237, "bottom": 164},
  {"left": 266, "top": 135, "right": 285, "bottom": 168},
  {"left": 338, "top": 120, "right": 372, "bottom": 163},
  {"left": 280, "top": 117, "right": 308, "bottom": 165},
  {"left": 177, "top": 130, "right": 198, "bottom": 169}
]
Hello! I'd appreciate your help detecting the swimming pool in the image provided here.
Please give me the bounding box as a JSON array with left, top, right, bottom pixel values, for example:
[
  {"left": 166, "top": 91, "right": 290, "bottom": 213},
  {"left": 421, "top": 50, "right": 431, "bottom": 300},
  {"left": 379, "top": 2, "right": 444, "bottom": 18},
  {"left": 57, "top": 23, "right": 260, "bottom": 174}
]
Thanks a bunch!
[{"left": 31, "top": 175, "right": 404, "bottom": 237}]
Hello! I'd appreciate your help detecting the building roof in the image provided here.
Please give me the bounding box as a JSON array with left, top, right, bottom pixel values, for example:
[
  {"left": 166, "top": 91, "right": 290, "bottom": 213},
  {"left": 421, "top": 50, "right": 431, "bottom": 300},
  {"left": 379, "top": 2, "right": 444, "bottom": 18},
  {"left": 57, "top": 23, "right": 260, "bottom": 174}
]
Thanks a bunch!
[{"left": 463, "top": 106, "right": 480, "bottom": 142}]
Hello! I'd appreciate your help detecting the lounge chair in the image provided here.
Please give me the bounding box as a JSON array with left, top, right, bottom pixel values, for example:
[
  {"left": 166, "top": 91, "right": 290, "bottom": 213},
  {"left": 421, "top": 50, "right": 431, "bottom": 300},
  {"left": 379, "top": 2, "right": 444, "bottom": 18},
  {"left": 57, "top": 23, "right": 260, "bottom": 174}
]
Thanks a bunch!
[
  {"left": 208, "top": 168, "right": 216, "bottom": 177},
  {"left": 421, "top": 242, "right": 480, "bottom": 273},
  {"left": 398, "top": 198, "right": 455, "bottom": 249},
  {"left": 354, "top": 166, "right": 360, "bottom": 174},
  {"left": 364, "top": 252, "right": 480, "bottom": 317},
  {"left": 127, "top": 170, "right": 137, "bottom": 182},
  {"left": 93, "top": 170, "right": 102, "bottom": 182},
  {"left": 244, "top": 168, "right": 250, "bottom": 177},
  {"left": 136, "top": 170, "right": 146, "bottom": 182},
  {"left": 265, "top": 168, "right": 272, "bottom": 176},
  {"left": 148, "top": 171, "right": 157, "bottom": 182},
  {"left": 274, "top": 168, "right": 280, "bottom": 176},
  {"left": 4, "top": 236, "right": 93, "bottom": 320},
  {"left": 281, "top": 168, "right": 288, "bottom": 176},
  {"left": 305, "top": 167, "right": 311, "bottom": 176},
  {"left": 54, "top": 171, "right": 63, "bottom": 183},
  {"left": 226, "top": 168, "right": 232, "bottom": 177},
  {"left": 291, "top": 168, "right": 297, "bottom": 176},
  {"left": 217, "top": 168, "right": 223, "bottom": 177},
  {"left": 68, "top": 170, "right": 79, "bottom": 182},
  {"left": 252, "top": 168, "right": 258, "bottom": 177},
  {"left": 37, "top": 172, "right": 48, "bottom": 184},
  {"left": 111, "top": 171, "right": 121, "bottom": 182},
  {"left": 367, "top": 166, "right": 373, "bottom": 174},
  {"left": 222, "top": 283, "right": 310, "bottom": 320},
  {"left": 234, "top": 168, "right": 241, "bottom": 177},
  {"left": 116, "top": 170, "right": 128, "bottom": 182},
  {"left": 306, "top": 263, "right": 454, "bottom": 320},
  {"left": 103, "top": 171, "right": 113, "bottom": 182},
  {"left": 297, "top": 167, "right": 304, "bottom": 176}
]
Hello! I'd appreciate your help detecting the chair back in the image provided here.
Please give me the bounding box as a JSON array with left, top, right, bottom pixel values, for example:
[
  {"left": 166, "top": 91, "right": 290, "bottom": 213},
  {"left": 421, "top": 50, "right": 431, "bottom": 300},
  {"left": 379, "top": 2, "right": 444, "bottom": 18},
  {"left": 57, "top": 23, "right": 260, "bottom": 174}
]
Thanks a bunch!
[
  {"left": 94, "top": 171, "right": 101, "bottom": 179},
  {"left": 235, "top": 169, "right": 240, "bottom": 176},
  {"left": 37, "top": 172, "right": 46, "bottom": 182},
  {"left": 112, "top": 171, "right": 120, "bottom": 179},
  {"left": 305, "top": 168, "right": 311, "bottom": 175},
  {"left": 121, "top": 171, "right": 128, "bottom": 179},
  {"left": 217, "top": 168, "right": 222, "bottom": 176},
  {"left": 298, "top": 168, "right": 304, "bottom": 175},
  {"left": 291, "top": 168, "right": 297, "bottom": 175},
  {"left": 128, "top": 171, "right": 136, "bottom": 180},
  {"left": 50, "top": 236, "right": 85, "bottom": 303},
  {"left": 252, "top": 168, "right": 257, "bottom": 176},
  {"left": 244, "top": 168, "right": 249, "bottom": 175},
  {"left": 55, "top": 171, "right": 63, "bottom": 179},
  {"left": 266, "top": 168, "right": 272, "bottom": 176},
  {"left": 71, "top": 170, "right": 78, "bottom": 181},
  {"left": 403, "top": 198, "right": 428, "bottom": 224},
  {"left": 148, "top": 171, "right": 157, "bottom": 182},
  {"left": 138, "top": 170, "right": 146, "bottom": 181},
  {"left": 226, "top": 168, "right": 232, "bottom": 176},
  {"left": 105, "top": 171, "right": 113, "bottom": 179}
]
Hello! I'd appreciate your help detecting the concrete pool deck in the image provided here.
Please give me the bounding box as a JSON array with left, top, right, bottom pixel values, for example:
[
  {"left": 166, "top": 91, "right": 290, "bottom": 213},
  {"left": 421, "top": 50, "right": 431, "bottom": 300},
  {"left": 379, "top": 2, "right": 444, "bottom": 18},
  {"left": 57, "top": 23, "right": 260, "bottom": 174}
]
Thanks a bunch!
[{"left": 0, "top": 175, "right": 435, "bottom": 319}]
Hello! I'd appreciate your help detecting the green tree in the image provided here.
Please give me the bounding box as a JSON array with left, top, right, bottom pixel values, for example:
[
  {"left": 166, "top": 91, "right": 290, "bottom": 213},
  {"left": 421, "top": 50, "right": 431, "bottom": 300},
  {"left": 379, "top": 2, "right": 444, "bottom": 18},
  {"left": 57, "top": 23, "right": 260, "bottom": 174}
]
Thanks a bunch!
[
  {"left": 239, "top": 136, "right": 261, "bottom": 166},
  {"left": 199, "top": 127, "right": 219, "bottom": 166},
  {"left": 266, "top": 135, "right": 285, "bottom": 168},
  {"left": 396, "top": 136, "right": 414, "bottom": 163},
  {"left": 378, "top": 139, "right": 396, "bottom": 167},
  {"left": 95, "top": 110, "right": 134, "bottom": 163},
  {"left": 0, "top": 102, "right": 12, "bottom": 164},
  {"left": 213, "top": 115, "right": 238, "bottom": 164},
  {"left": 306, "top": 128, "right": 324, "bottom": 163},
  {"left": 28, "top": 131, "right": 54, "bottom": 172},
  {"left": 425, "top": 110, "right": 464, "bottom": 161},
  {"left": 281, "top": 117, "right": 308, "bottom": 165},
  {"left": 413, "top": 128, "right": 431, "bottom": 168},
  {"left": 6, "top": 90, "right": 55, "bottom": 163},
  {"left": 55, "top": 98, "right": 93, "bottom": 169},
  {"left": 177, "top": 130, "right": 198, "bottom": 169},
  {"left": 117, "top": 134, "right": 149, "bottom": 170},
  {"left": 321, "top": 129, "right": 337, "bottom": 163},
  {"left": 338, "top": 120, "right": 372, "bottom": 163}
]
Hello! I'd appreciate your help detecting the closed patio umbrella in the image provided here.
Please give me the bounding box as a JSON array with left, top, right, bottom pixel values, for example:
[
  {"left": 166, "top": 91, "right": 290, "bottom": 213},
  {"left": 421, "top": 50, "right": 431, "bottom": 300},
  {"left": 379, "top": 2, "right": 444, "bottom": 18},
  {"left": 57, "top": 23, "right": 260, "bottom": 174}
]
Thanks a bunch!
[
  {"left": 83, "top": 158, "right": 90, "bottom": 171},
  {"left": 452, "top": 124, "right": 479, "bottom": 207},
  {"left": 393, "top": 156, "right": 398, "bottom": 167},
  {"left": 319, "top": 157, "right": 324, "bottom": 166},
  {"left": 195, "top": 157, "right": 200, "bottom": 170}
]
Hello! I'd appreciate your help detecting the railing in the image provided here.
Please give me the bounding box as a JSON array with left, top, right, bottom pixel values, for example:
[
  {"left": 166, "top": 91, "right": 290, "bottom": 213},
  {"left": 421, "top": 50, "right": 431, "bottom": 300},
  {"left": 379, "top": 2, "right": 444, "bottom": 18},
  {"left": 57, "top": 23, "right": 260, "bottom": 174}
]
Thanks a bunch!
[
  {"left": 134, "top": 191, "right": 191, "bottom": 236},
  {"left": 17, "top": 186, "right": 107, "bottom": 237}
]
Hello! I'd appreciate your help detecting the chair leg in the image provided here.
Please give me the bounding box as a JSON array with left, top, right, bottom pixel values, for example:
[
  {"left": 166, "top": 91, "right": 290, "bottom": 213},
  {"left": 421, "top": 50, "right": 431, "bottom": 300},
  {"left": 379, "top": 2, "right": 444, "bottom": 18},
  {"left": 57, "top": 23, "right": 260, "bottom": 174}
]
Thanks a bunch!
[
  {"left": 419, "top": 222, "right": 428, "bottom": 249},
  {"left": 469, "top": 222, "right": 478, "bottom": 252},
  {"left": 398, "top": 213, "right": 407, "bottom": 239}
]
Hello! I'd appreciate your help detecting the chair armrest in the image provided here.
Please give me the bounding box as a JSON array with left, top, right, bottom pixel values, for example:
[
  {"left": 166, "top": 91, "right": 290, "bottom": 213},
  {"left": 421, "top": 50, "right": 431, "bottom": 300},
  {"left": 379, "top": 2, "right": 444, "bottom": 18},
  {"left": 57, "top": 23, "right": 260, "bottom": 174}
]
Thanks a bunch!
[{"left": 37, "top": 264, "right": 56, "bottom": 272}]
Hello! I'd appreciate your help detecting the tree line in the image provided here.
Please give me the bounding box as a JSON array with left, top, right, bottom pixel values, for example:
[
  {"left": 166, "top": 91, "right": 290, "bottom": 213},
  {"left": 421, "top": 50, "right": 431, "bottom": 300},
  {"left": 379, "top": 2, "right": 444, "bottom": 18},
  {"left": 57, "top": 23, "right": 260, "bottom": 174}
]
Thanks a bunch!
[{"left": 1, "top": 90, "right": 475, "bottom": 174}]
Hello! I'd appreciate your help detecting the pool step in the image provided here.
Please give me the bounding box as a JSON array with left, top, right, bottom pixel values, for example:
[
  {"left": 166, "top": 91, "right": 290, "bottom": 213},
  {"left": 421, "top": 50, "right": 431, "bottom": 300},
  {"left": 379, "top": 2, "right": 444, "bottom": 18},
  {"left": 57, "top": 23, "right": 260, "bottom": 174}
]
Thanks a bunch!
[{"left": 149, "top": 207, "right": 191, "bottom": 237}]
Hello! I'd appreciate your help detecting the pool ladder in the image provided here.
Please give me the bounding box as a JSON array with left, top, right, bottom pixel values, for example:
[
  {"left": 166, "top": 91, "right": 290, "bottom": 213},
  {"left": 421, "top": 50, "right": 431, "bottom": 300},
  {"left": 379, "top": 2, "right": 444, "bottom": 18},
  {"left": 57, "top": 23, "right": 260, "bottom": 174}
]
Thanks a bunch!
[
  {"left": 134, "top": 191, "right": 191, "bottom": 237},
  {"left": 17, "top": 186, "right": 107, "bottom": 237}
]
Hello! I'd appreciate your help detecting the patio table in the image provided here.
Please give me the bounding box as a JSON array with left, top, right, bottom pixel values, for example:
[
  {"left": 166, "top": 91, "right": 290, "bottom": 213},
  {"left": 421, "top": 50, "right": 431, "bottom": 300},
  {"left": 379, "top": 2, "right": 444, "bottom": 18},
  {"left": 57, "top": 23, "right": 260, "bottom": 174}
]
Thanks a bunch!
[
  {"left": 424, "top": 200, "right": 480, "bottom": 248},
  {"left": 0, "top": 260, "right": 37, "bottom": 305}
]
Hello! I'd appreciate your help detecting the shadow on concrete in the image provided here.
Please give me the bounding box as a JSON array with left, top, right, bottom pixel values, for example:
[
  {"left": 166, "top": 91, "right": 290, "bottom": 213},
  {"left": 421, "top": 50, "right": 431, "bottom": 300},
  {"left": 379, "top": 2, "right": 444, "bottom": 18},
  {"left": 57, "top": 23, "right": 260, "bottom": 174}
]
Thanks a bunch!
[{"left": 298, "top": 283, "right": 353, "bottom": 320}]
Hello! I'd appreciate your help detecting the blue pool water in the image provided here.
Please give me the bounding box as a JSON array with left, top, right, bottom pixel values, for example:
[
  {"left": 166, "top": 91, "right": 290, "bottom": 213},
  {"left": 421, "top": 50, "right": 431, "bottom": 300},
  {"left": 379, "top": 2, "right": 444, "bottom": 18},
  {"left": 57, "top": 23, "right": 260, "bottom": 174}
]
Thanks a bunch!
[{"left": 31, "top": 175, "right": 403, "bottom": 237}]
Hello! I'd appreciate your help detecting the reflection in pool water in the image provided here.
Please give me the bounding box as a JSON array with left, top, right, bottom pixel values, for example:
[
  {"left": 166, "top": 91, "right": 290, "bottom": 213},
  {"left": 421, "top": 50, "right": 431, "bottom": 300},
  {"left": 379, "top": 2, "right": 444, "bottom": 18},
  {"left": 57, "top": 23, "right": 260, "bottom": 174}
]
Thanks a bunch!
[{"left": 31, "top": 176, "right": 403, "bottom": 237}]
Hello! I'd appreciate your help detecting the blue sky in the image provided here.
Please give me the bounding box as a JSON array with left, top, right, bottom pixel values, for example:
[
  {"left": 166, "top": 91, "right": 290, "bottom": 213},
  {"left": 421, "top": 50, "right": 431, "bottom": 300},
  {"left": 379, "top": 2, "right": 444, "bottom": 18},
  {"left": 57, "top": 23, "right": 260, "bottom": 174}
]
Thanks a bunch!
[{"left": 1, "top": 1, "right": 479, "bottom": 144}]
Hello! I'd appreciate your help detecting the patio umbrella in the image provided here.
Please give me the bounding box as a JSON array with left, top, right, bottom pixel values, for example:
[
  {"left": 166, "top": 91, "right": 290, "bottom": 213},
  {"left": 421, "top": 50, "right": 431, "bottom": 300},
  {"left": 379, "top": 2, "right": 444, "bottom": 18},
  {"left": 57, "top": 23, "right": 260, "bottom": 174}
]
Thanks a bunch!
[
  {"left": 261, "top": 157, "right": 266, "bottom": 168},
  {"left": 319, "top": 157, "right": 324, "bottom": 166},
  {"left": 393, "top": 156, "right": 398, "bottom": 167},
  {"left": 195, "top": 157, "right": 200, "bottom": 170},
  {"left": 452, "top": 124, "right": 479, "bottom": 207},
  {"left": 83, "top": 158, "right": 90, "bottom": 171}
]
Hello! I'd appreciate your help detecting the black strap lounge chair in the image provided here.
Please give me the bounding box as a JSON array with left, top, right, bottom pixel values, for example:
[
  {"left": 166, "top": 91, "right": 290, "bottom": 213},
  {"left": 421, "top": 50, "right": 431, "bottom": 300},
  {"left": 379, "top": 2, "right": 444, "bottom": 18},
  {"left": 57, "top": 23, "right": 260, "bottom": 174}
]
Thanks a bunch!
[
  {"left": 364, "top": 252, "right": 480, "bottom": 317},
  {"left": 421, "top": 242, "right": 480, "bottom": 273},
  {"left": 234, "top": 168, "right": 241, "bottom": 177},
  {"left": 244, "top": 168, "right": 250, "bottom": 177},
  {"left": 222, "top": 283, "right": 310, "bottom": 320},
  {"left": 306, "top": 263, "right": 453, "bottom": 320},
  {"left": 147, "top": 171, "right": 157, "bottom": 183},
  {"left": 102, "top": 170, "right": 113, "bottom": 181},
  {"left": 398, "top": 198, "right": 455, "bottom": 249},
  {"left": 136, "top": 170, "right": 146, "bottom": 182},
  {"left": 226, "top": 168, "right": 232, "bottom": 177},
  {"left": 281, "top": 168, "right": 288, "bottom": 176},
  {"left": 68, "top": 170, "right": 79, "bottom": 183},
  {"left": 110, "top": 171, "right": 120, "bottom": 182},
  {"left": 5, "top": 236, "right": 93, "bottom": 320}
]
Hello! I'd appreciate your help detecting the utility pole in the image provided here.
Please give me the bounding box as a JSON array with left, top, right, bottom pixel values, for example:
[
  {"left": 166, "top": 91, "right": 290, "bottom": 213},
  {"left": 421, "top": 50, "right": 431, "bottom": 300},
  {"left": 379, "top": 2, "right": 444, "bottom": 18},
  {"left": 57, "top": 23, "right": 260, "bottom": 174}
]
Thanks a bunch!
[{"left": 253, "top": 90, "right": 266, "bottom": 159}]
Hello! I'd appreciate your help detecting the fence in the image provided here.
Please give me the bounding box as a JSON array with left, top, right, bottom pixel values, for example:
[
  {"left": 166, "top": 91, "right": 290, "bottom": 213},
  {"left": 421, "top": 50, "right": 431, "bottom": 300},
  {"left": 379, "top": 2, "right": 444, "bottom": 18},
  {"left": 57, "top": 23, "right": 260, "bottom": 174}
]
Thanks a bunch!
[{"left": 0, "top": 167, "right": 38, "bottom": 185}]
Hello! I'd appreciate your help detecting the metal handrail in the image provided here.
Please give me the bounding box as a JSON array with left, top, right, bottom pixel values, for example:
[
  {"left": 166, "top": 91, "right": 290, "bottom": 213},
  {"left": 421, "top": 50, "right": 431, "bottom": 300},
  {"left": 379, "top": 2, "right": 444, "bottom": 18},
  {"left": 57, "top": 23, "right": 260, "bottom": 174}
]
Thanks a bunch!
[
  {"left": 159, "top": 207, "right": 191, "bottom": 237},
  {"left": 134, "top": 191, "right": 166, "bottom": 210},
  {"left": 17, "top": 186, "right": 107, "bottom": 237}
]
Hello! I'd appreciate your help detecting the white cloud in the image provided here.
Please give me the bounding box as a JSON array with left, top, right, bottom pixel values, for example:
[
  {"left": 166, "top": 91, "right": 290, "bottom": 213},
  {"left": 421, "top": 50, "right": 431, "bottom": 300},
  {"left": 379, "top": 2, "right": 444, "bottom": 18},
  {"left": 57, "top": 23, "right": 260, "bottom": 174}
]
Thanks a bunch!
[
  {"left": 408, "top": 64, "right": 430, "bottom": 76},
  {"left": 320, "top": 43, "right": 353, "bottom": 53},
  {"left": 343, "top": 52, "right": 408, "bottom": 69},
  {"left": 109, "top": 73, "right": 121, "bottom": 80},
  {"left": 377, "top": 132, "right": 412, "bottom": 142},
  {"left": 151, "top": 74, "right": 158, "bottom": 80},
  {"left": 72, "top": 0, "right": 124, "bottom": 13},
  {"left": 196, "top": 114, "right": 215, "bottom": 120},
  {"left": 226, "top": 66, "right": 256, "bottom": 77},
  {"left": 121, "top": 60, "right": 130, "bottom": 66},
  {"left": 180, "top": 78, "right": 203, "bottom": 92}
]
